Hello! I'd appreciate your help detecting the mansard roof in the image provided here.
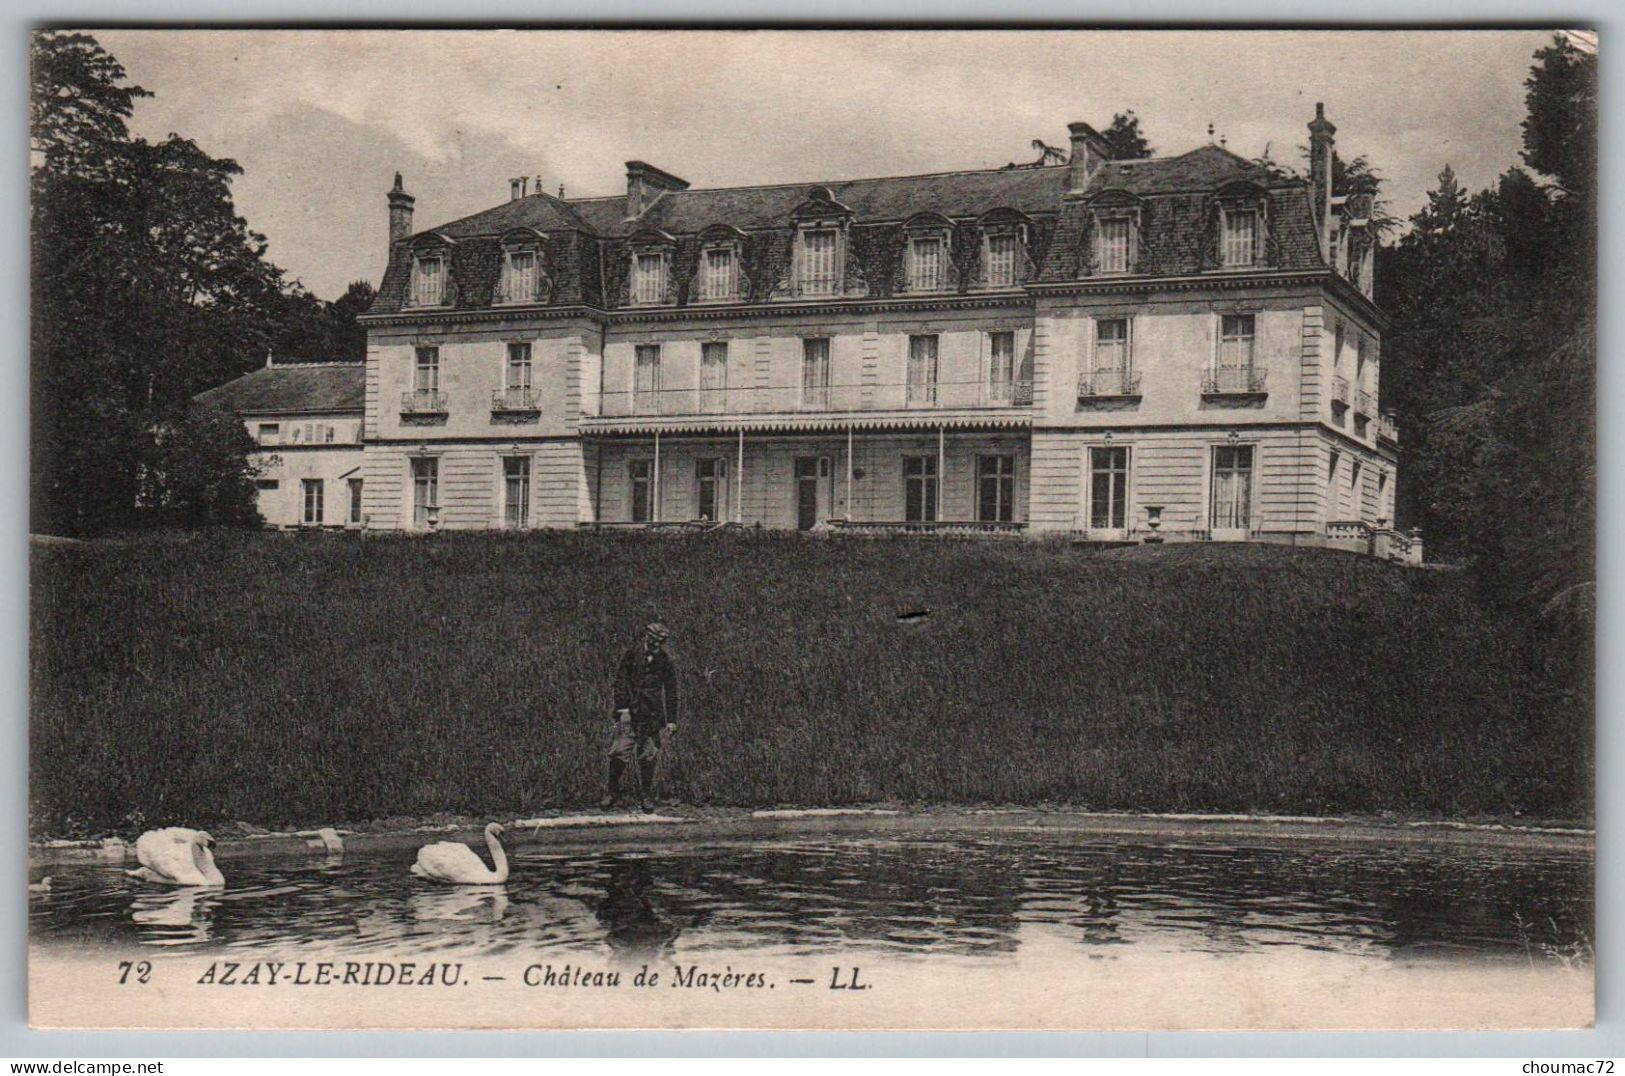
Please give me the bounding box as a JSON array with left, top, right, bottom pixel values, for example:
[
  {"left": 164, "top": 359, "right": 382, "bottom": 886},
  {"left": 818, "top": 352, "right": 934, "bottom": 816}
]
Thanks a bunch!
[
  {"left": 368, "top": 140, "right": 1332, "bottom": 316},
  {"left": 193, "top": 362, "right": 365, "bottom": 415}
]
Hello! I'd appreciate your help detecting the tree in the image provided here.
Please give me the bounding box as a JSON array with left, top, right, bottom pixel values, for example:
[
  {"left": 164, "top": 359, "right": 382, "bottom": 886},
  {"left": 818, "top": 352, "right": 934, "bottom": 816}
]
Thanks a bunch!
[
  {"left": 142, "top": 405, "right": 264, "bottom": 528},
  {"left": 31, "top": 31, "right": 300, "bottom": 535},
  {"left": 1521, "top": 32, "right": 1597, "bottom": 202},
  {"left": 1100, "top": 111, "right": 1153, "bottom": 160}
]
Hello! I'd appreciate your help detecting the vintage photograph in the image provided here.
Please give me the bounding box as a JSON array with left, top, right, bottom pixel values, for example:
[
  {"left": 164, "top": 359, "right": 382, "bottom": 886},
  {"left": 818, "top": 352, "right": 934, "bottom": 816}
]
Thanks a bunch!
[{"left": 27, "top": 28, "right": 1596, "bottom": 1031}]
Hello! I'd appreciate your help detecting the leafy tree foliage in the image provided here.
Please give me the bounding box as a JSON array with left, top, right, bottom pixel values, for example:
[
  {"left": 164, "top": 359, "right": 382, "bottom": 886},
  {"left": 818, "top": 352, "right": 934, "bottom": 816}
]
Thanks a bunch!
[
  {"left": 1379, "top": 34, "right": 1595, "bottom": 630},
  {"left": 141, "top": 405, "right": 264, "bottom": 528},
  {"left": 1100, "top": 111, "right": 1153, "bottom": 159},
  {"left": 30, "top": 31, "right": 369, "bottom": 535}
]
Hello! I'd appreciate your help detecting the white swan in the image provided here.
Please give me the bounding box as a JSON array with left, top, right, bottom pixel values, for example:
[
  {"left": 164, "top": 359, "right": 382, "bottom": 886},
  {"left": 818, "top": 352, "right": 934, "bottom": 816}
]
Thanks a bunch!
[
  {"left": 28, "top": 876, "right": 51, "bottom": 893},
  {"left": 126, "top": 827, "right": 225, "bottom": 887},
  {"left": 411, "top": 822, "right": 509, "bottom": 885}
]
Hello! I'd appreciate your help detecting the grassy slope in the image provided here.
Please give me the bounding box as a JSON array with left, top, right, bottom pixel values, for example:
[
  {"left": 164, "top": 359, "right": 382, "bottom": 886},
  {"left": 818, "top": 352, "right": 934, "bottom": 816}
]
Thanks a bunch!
[{"left": 29, "top": 531, "right": 1591, "bottom": 834}]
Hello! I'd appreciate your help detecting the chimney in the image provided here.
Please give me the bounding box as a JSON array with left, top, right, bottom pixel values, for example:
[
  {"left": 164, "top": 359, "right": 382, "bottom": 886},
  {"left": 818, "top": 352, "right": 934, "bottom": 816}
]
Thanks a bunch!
[
  {"left": 509, "top": 176, "right": 529, "bottom": 201},
  {"left": 1308, "top": 103, "right": 1337, "bottom": 258},
  {"left": 1066, "top": 122, "right": 1112, "bottom": 193},
  {"left": 624, "top": 160, "right": 690, "bottom": 218},
  {"left": 387, "top": 172, "right": 415, "bottom": 251}
]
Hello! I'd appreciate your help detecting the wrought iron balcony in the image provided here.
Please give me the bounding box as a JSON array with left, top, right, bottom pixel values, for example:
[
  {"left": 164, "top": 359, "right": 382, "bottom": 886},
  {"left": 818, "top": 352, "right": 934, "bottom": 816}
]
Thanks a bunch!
[
  {"left": 597, "top": 379, "right": 1036, "bottom": 418},
  {"left": 1078, "top": 368, "right": 1142, "bottom": 398},
  {"left": 400, "top": 390, "right": 448, "bottom": 414},
  {"left": 491, "top": 387, "right": 541, "bottom": 413},
  {"left": 1201, "top": 365, "right": 1268, "bottom": 396}
]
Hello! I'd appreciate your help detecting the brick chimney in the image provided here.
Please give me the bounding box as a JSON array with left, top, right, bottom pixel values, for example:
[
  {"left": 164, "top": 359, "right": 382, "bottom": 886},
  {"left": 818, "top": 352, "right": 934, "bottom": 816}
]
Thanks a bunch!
[
  {"left": 388, "top": 172, "right": 415, "bottom": 250},
  {"left": 1308, "top": 103, "right": 1337, "bottom": 258},
  {"left": 509, "top": 176, "right": 529, "bottom": 201},
  {"left": 624, "top": 161, "right": 690, "bottom": 218},
  {"left": 1067, "top": 122, "right": 1112, "bottom": 193}
]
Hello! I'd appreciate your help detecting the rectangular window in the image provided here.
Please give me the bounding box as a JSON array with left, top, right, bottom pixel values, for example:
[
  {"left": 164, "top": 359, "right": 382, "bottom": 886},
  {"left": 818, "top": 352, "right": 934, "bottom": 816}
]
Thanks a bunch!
[
  {"left": 695, "top": 458, "right": 727, "bottom": 523},
  {"left": 628, "top": 458, "right": 654, "bottom": 523},
  {"left": 801, "top": 337, "right": 831, "bottom": 408},
  {"left": 988, "top": 331, "right": 1015, "bottom": 401},
  {"left": 903, "top": 456, "right": 939, "bottom": 523},
  {"left": 257, "top": 423, "right": 279, "bottom": 445},
  {"left": 347, "top": 477, "right": 363, "bottom": 524},
  {"left": 301, "top": 478, "right": 324, "bottom": 526},
  {"left": 907, "top": 334, "right": 939, "bottom": 406},
  {"left": 411, "top": 457, "right": 438, "bottom": 528},
  {"left": 1089, "top": 446, "right": 1129, "bottom": 530},
  {"left": 800, "top": 229, "right": 838, "bottom": 295},
  {"left": 1223, "top": 209, "right": 1259, "bottom": 267},
  {"left": 633, "top": 344, "right": 661, "bottom": 414},
  {"left": 1098, "top": 218, "right": 1131, "bottom": 273},
  {"left": 1216, "top": 314, "right": 1256, "bottom": 392},
  {"left": 506, "top": 341, "right": 533, "bottom": 395},
  {"left": 503, "top": 250, "right": 538, "bottom": 303},
  {"left": 503, "top": 456, "right": 531, "bottom": 528},
  {"left": 700, "top": 341, "right": 729, "bottom": 412},
  {"left": 1211, "top": 445, "right": 1254, "bottom": 531},
  {"left": 414, "top": 346, "right": 440, "bottom": 394},
  {"left": 1095, "top": 318, "right": 1131, "bottom": 380},
  {"left": 412, "top": 256, "right": 445, "bottom": 306},
  {"left": 986, "top": 233, "right": 1019, "bottom": 288},
  {"left": 701, "top": 247, "right": 737, "bottom": 301},
  {"left": 255, "top": 478, "right": 279, "bottom": 491},
  {"left": 633, "top": 252, "right": 666, "bottom": 305},
  {"left": 910, "top": 236, "right": 944, "bottom": 292},
  {"left": 977, "top": 455, "right": 1015, "bottom": 523}
]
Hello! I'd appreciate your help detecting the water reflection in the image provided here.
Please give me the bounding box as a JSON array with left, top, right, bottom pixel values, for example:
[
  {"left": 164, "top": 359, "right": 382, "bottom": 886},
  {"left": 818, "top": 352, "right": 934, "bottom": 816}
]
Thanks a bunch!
[
  {"left": 27, "top": 832, "right": 1592, "bottom": 967},
  {"left": 597, "top": 857, "right": 679, "bottom": 959},
  {"left": 129, "top": 887, "right": 220, "bottom": 946}
]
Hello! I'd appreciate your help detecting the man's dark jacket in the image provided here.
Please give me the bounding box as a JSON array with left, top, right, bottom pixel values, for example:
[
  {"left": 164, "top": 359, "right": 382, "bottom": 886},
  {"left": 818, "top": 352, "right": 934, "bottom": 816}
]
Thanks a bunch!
[{"left": 613, "top": 647, "right": 679, "bottom": 730}]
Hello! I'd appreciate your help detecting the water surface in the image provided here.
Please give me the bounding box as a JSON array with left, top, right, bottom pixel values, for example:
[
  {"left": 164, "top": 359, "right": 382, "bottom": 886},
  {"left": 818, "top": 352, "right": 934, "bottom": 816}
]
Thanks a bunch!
[{"left": 29, "top": 831, "right": 1592, "bottom": 966}]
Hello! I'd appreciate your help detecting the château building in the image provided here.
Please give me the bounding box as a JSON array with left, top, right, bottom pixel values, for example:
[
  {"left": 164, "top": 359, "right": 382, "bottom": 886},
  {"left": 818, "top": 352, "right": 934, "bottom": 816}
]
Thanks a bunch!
[{"left": 208, "top": 104, "right": 1409, "bottom": 555}]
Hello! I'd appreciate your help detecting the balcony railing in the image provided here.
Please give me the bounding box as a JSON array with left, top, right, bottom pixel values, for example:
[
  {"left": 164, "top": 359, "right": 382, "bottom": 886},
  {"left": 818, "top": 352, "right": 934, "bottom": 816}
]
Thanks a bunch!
[
  {"left": 400, "top": 390, "right": 448, "bottom": 414},
  {"left": 1201, "top": 366, "right": 1268, "bottom": 396},
  {"left": 1356, "top": 390, "right": 1376, "bottom": 417},
  {"left": 491, "top": 387, "right": 541, "bottom": 413},
  {"left": 594, "top": 379, "right": 1036, "bottom": 419},
  {"left": 827, "top": 520, "right": 1027, "bottom": 537},
  {"left": 1078, "top": 368, "right": 1142, "bottom": 398},
  {"left": 1331, "top": 374, "right": 1350, "bottom": 407}
]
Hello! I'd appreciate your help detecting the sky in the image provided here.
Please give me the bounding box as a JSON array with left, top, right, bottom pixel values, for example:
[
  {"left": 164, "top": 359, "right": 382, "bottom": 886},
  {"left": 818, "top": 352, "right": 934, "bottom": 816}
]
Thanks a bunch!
[{"left": 94, "top": 28, "right": 1562, "bottom": 301}]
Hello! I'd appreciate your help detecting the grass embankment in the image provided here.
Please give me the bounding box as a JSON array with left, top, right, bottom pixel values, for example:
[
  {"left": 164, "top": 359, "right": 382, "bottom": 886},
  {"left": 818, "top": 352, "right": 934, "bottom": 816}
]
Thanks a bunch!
[{"left": 30, "top": 531, "right": 1591, "bottom": 835}]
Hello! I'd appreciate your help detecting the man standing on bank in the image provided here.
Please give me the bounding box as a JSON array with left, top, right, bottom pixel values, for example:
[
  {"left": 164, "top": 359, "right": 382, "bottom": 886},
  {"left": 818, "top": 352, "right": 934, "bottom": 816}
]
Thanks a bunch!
[{"left": 601, "top": 622, "right": 680, "bottom": 813}]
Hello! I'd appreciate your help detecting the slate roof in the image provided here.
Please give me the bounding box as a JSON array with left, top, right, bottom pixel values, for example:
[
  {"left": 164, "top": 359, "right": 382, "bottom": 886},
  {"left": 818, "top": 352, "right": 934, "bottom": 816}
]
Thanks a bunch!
[
  {"left": 193, "top": 362, "right": 365, "bottom": 415},
  {"left": 369, "top": 141, "right": 1332, "bottom": 315}
]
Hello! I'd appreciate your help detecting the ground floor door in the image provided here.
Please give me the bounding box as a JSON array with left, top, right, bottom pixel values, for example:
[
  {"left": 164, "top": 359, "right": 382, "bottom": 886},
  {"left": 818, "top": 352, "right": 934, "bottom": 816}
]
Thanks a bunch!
[
  {"left": 1087, "top": 446, "right": 1130, "bottom": 538},
  {"left": 1210, "top": 444, "right": 1254, "bottom": 540},
  {"left": 795, "top": 456, "right": 832, "bottom": 530}
]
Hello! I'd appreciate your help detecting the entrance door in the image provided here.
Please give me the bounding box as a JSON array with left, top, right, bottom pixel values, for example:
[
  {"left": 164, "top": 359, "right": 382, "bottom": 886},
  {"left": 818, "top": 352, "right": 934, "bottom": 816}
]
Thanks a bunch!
[
  {"left": 1210, "top": 444, "right": 1254, "bottom": 540},
  {"left": 795, "top": 456, "right": 831, "bottom": 530}
]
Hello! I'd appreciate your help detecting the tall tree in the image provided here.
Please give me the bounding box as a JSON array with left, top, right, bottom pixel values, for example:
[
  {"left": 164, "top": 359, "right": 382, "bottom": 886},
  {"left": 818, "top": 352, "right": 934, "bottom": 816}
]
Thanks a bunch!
[
  {"left": 1100, "top": 111, "right": 1153, "bottom": 159},
  {"left": 31, "top": 30, "right": 293, "bottom": 535}
]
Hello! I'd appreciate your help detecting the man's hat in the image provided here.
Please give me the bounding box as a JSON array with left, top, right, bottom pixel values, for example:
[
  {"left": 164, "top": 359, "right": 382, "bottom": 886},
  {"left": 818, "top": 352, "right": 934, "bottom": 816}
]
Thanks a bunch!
[{"left": 645, "top": 622, "right": 671, "bottom": 642}]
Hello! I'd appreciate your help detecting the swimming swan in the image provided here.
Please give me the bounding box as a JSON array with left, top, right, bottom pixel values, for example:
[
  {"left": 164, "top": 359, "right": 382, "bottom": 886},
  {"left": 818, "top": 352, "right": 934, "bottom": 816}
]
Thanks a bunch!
[
  {"left": 411, "top": 823, "right": 509, "bottom": 885},
  {"left": 127, "top": 827, "right": 225, "bottom": 887}
]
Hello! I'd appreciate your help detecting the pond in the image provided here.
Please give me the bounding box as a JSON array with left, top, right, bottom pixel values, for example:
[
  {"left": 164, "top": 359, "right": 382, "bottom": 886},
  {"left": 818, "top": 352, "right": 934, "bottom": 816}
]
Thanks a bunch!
[{"left": 30, "top": 829, "right": 1593, "bottom": 967}]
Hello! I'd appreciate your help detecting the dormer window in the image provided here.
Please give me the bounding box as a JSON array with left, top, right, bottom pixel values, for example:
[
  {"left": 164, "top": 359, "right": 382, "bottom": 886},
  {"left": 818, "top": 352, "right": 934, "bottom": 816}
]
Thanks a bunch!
[
  {"left": 631, "top": 251, "right": 669, "bottom": 305},
  {"left": 1098, "top": 218, "right": 1133, "bottom": 273},
  {"left": 986, "top": 233, "right": 1019, "bottom": 288},
  {"left": 699, "top": 246, "right": 738, "bottom": 302},
  {"left": 411, "top": 254, "right": 445, "bottom": 307},
  {"left": 499, "top": 249, "right": 540, "bottom": 304},
  {"left": 908, "top": 235, "right": 946, "bottom": 292},
  {"left": 1222, "top": 208, "right": 1260, "bottom": 268},
  {"left": 799, "top": 228, "right": 839, "bottom": 296}
]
